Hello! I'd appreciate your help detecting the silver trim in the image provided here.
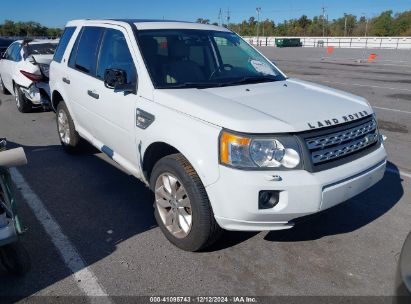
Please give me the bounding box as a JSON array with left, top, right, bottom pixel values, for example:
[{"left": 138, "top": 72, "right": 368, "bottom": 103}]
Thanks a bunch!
[
  {"left": 306, "top": 119, "right": 377, "bottom": 150},
  {"left": 311, "top": 133, "right": 378, "bottom": 164}
]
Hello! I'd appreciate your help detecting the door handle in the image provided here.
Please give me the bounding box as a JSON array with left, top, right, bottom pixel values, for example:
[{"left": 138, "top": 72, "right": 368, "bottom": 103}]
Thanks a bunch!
[
  {"left": 62, "top": 77, "right": 70, "bottom": 84},
  {"left": 87, "top": 90, "right": 99, "bottom": 99}
]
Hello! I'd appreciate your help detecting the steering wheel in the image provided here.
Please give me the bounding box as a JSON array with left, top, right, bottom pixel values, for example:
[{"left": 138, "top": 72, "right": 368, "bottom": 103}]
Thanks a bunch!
[{"left": 209, "top": 64, "right": 234, "bottom": 80}]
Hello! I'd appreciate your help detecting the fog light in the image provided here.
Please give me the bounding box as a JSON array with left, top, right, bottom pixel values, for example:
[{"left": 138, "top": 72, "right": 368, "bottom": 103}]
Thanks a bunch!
[{"left": 259, "top": 190, "right": 280, "bottom": 209}]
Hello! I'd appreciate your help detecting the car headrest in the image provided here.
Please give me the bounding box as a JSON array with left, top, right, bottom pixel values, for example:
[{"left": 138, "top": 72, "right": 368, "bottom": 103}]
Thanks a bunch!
[
  {"left": 140, "top": 37, "right": 158, "bottom": 55},
  {"left": 169, "top": 40, "right": 189, "bottom": 60}
]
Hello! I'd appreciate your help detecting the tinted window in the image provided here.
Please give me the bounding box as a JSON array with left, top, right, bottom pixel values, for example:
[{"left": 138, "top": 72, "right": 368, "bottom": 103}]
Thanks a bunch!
[
  {"left": 96, "top": 29, "right": 136, "bottom": 84},
  {"left": 137, "top": 29, "right": 284, "bottom": 89},
  {"left": 10, "top": 44, "right": 22, "bottom": 61},
  {"left": 53, "top": 27, "right": 76, "bottom": 62},
  {"left": 70, "top": 27, "right": 103, "bottom": 75},
  {"left": 4, "top": 44, "right": 16, "bottom": 60}
]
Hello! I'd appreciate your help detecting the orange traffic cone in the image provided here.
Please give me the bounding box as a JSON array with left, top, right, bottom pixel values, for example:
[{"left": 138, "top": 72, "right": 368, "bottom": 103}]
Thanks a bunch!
[{"left": 368, "top": 53, "right": 377, "bottom": 62}]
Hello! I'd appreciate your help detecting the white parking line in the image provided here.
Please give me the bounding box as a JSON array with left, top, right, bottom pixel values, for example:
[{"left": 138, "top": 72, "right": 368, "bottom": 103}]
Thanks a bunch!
[
  {"left": 373, "top": 106, "right": 411, "bottom": 115},
  {"left": 318, "top": 79, "right": 411, "bottom": 92},
  {"left": 386, "top": 167, "right": 411, "bottom": 179},
  {"left": 10, "top": 168, "right": 112, "bottom": 303}
]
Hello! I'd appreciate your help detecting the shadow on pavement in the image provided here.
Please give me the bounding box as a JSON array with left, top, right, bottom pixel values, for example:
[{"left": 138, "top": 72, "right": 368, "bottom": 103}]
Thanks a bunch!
[
  {"left": 0, "top": 141, "right": 156, "bottom": 299},
  {"left": 264, "top": 161, "right": 403, "bottom": 242}
]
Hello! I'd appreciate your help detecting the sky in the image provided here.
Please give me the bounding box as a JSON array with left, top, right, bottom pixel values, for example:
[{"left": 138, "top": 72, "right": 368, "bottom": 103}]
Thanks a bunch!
[{"left": 0, "top": 0, "right": 410, "bottom": 28}]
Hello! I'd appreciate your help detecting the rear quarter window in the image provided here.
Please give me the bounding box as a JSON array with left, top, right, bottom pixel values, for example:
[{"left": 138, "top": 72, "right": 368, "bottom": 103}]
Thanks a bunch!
[{"left": 53, "top": 27, "right": 76, "bottom": 63}]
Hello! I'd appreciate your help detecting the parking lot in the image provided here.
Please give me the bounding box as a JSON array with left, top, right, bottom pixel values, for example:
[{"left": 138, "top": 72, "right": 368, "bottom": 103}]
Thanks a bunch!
[{"left": 0, "top": 47, "right": 410, "bottom": 301}]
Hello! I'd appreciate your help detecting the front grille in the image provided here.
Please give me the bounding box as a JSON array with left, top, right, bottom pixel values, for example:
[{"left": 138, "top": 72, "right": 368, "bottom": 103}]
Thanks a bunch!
[{"left": 304, "top": 117, "right": 379, "bottom": 166}]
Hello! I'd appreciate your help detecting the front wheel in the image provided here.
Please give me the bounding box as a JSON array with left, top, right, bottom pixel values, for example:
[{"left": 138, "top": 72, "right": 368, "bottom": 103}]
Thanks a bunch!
[
  {"left": 14, "top": 85, "right": 32, "bottom": 113},
  {"left": 150, "top": 153, "right": 222, "bottom": 251}
]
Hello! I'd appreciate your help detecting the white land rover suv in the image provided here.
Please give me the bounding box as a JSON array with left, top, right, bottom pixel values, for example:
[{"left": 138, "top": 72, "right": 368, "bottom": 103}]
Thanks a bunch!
[{"left": 49, "top": 19, "right": 387, "bottom": 251}]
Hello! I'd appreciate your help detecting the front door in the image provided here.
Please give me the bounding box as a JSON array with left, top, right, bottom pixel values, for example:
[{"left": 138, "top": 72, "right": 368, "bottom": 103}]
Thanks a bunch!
[{"left": 89, "top": 26, "right": 139, "bottom": 170}]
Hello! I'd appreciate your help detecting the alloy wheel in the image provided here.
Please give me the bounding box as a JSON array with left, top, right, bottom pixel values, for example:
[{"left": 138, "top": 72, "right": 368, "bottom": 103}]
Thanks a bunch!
[
  {"left": 155, "top": 173, "right": 192, "bottom": 238},
  {"left": 57, "top": 110, "right": 71, "bottom": 144},
  {"left": 14, "top": 87, "right": 20, "bottom": 108}
]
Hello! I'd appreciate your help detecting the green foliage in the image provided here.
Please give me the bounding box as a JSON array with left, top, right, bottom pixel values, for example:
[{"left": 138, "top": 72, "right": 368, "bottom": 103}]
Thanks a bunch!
[
  {"left": 0, "top": 20, "right": 62, "bottom": 37},
  {"left": 196, "top": 10, "right": 411, "bottom": 37}
]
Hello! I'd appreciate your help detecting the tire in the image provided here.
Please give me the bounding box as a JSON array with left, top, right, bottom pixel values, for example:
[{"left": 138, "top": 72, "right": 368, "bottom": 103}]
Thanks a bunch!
[
  {"left": 56, "top": 101, "right": 81, "bottom": 153},
  {"left": 0, "top": 76, "right": 10, "bottom": 95},
  {"left": 14, "top": 85, "right": 32, "bottom": 113},
  {"left": 150, "top": 153, "right": 222, "bottom": 251},
  {"left": 0, "top": 242, "right": 31, "bottom": 276}
]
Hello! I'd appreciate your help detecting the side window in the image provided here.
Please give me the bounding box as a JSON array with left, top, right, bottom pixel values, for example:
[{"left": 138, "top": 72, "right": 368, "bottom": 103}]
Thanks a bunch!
[
  {"left": 54, "top": 26, "right": 76, "bottom": 63},
  {"left": 4, "top": 44, "right": 15, "bottom": 60},
  {"left": 96, "top": 29, "right": 136, "bottom": 84},
  {"left": 10, "top": 44, "right": 22, "bottom": 62},
  {"left": 69, "top": 26, "right": 103, "bottom": 75}
]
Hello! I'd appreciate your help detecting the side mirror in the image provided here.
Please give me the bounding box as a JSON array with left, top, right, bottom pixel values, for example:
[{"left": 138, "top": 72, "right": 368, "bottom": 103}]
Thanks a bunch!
[
  {"left": 104, "top": 68, "right": 137, "bottom": 94},
  {"left": 0, "top": 52, "right": 5, "bottom": 59}
]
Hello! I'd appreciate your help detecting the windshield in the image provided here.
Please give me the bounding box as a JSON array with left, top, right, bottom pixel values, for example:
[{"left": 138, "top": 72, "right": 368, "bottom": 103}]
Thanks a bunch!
[
  {"left": 137, "top": 29, "right": 285, "bottom": 89},
  {"left": 27, "top": 43, "right": 57, "bottom": 55}
]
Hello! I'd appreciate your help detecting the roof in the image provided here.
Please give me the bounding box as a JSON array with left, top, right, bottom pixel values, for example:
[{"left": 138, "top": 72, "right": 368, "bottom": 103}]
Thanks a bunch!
[
  {"left": 14, "top": 39, "right": 59, "bottom": 45},
  {"left": 66, "top": 19, "right": 231, "bottom": 32}
]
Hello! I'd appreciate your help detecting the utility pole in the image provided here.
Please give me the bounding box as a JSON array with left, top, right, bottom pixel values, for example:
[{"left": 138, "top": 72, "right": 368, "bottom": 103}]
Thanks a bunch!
[
  {"left": 218, "top": 8, "right": 222, "bottom": 27},
  {"left": 321, "top": 5, "right": 326, "bottom": 37},
  {"left": 226, "top": 8, "right": 231, "bottom": 29},
  {"left": 361, "top": 13, "right": 368, "bottom": 37},
  {"left": 256, "top": 7, "right": 261, "bottom": 45},
  {"left": 344, "top": 15, "right": 347, "bottom": 36}
]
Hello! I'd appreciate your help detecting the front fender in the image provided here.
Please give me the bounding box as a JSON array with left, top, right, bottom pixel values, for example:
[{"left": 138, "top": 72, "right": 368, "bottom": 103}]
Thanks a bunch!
[{"left": 138, "top": 98, "right": 221, "bottom": 188}]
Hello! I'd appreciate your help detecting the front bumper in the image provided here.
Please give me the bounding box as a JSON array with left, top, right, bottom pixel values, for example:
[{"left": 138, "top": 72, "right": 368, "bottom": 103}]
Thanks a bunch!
[{"left": 206, "top": 143, "right": 387, "bottom": 231}]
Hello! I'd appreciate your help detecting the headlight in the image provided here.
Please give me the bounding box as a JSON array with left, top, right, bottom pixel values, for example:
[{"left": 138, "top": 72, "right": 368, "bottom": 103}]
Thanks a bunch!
[{"left": 220, "top": 131, "right": 302, "bottom": 169}]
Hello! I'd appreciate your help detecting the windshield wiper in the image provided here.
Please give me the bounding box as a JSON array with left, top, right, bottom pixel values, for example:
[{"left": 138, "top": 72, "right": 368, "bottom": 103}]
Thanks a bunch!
[
  {"left": 223, "top": 75, "right": 279, "bottom": 86},
  {"left": 158, "top": 82, "right": 225, "bottom": 89}
]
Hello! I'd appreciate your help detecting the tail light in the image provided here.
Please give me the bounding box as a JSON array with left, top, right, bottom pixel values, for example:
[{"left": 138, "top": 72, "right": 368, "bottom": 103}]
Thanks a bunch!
[{"left": 20, "top": 70, "right": 44, "bottom": 82}]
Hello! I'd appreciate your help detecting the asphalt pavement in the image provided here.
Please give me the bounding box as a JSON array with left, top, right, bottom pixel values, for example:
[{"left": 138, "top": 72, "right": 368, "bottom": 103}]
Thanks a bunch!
[{"left": 0, "top": 47, "right": 410, "bottom": 302}]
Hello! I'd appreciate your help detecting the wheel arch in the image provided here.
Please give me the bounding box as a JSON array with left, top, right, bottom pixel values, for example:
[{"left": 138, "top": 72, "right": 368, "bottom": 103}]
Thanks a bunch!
[
  {"left": 142, "top": 141, "right": 180, "bottom": 183},
  {"left": 51, "top": 90, "right": 64, "bottom": 112}
]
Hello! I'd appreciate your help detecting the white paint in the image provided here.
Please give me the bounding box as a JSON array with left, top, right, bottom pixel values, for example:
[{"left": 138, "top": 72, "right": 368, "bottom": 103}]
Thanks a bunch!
[
  {"left": 386, "top": 167, "right": 411, "bottom": 179},
  {"left": 10, "top": 168, "right": 112, "bottom": 303}
]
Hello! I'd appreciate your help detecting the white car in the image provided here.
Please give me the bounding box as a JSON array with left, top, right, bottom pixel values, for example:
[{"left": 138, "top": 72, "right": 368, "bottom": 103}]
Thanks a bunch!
[
  {"left": 0, "top": 39, "right": 58, "bottom": 112},
  {"left": 49, "top": 20, "right": 387, "bottom": 251}
]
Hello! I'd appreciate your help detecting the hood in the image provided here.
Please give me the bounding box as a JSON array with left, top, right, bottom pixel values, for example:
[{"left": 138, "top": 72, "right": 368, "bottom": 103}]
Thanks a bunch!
[
  {"left": 153, "top": 78, "right": 373, "bottom": 133},
  {"left": 27, "top": 54, "right": 53, "bottom": 65}
]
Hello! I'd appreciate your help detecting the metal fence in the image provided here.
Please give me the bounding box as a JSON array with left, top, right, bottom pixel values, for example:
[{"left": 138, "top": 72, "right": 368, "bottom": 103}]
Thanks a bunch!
[{"left": 244, "top": 36, "right": 411, "bottom": 49}]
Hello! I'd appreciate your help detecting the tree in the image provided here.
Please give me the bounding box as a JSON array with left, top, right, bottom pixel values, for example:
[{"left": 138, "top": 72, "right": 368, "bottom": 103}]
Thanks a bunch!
[
  {"left": 195, "top": 18, "right": 210, "bottom": 24},
  {"left": 370, "top": 10, "right": 394, "bottom": 36},
  {"left": 206, "top": 10, "right": 411, "bottom": 37}
]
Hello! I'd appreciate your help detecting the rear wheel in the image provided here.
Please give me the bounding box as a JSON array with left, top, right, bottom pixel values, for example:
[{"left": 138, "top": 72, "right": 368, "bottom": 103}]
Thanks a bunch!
[
  {"left": 150, "top": 153, "right": 222, "bottom": 251},
  {"left": 14, "top": 85, "right": 32, "bottom": 113},
  {"left": 0, "top": 76, "right": 10, "bottom": 95},
  {"left": 56, "top": 101, "right": 81, "bottom": 153}
]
